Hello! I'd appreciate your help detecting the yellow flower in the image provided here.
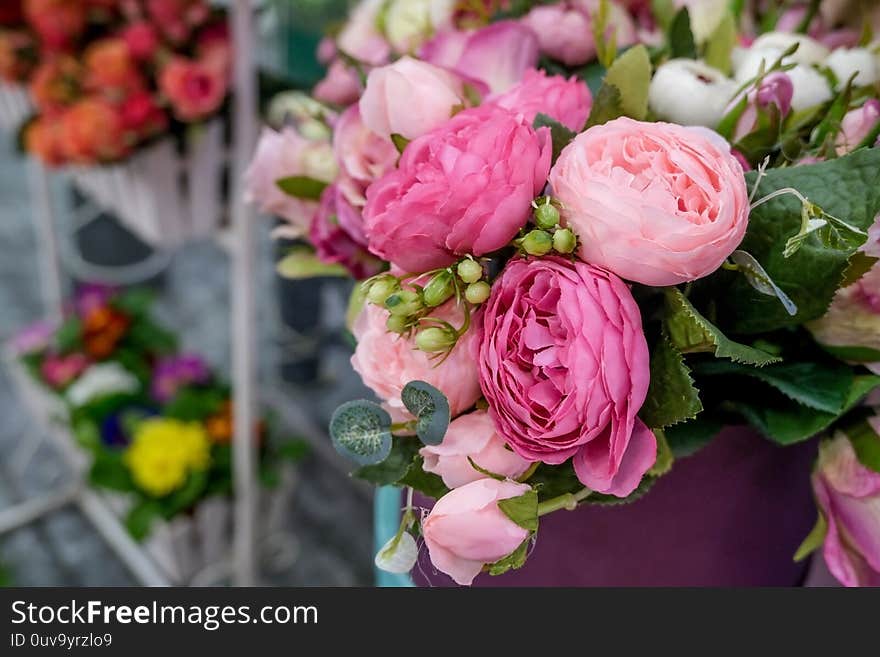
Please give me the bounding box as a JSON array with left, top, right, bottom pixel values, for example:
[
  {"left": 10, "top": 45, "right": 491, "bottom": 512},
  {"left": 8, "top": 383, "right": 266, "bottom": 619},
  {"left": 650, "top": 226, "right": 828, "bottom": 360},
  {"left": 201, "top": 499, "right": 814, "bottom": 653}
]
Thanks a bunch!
[{"left": 124, "top": 418, "right": 210, "bottom": 497}]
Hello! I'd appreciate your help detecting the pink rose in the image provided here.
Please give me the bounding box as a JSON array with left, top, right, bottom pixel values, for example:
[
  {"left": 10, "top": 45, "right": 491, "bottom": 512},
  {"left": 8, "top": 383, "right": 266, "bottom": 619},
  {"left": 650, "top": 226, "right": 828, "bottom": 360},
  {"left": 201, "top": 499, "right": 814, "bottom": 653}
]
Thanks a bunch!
[
  {"left": 313, "top": 60, "right": 362, "bottom": 107},
  {"left": 158, "top": 56, "right": 228, "bottom": 122},
  {"left": 364, "top": 105, "right": 551, "bottom": 272},
  {"left": 478, "top": 256, "right": 656, "bottom": 496},
  {"left": 336, "top": 0, "right": 391, "bottom": 66},
  {"left": 813, "top": 432, "right": 880, "bottom": 586},
  {"left": 122, "top": 22, "right": 160, "bottom": 61},
  {"left": 244, "top": 127, "right": 337, "bottom": 235},
  {"left": 522, "top": 3, "right": 594, "bottom": 66},
  {"left": 359, "top": 56, "right": 468, "bottom": 140},
  {"left": 549, "top": 118, "right": 749, "bottom": 286},
  {"left": 334, "top": 105, "right": 399, "bottom": 207},
  {"left": 422, "top": 479, "right": 531, "bottom": 586},
  {"left": 309, "top": 185, "right": 385, "bottom": 280},
  {"left": 420, "top": 410, "right": 534, "bottom": 489},
  {"left": 836, "top": 100, "right": 880, "bottom": 156},
  {"left": 350, "top": 302, "right": 482, "bottom": 422},
  {"left": 490, "top": 68, "right": 592, "bottom": 132},
  {"left": 420, "top": 20, "right": 539, "bottom": 94}
]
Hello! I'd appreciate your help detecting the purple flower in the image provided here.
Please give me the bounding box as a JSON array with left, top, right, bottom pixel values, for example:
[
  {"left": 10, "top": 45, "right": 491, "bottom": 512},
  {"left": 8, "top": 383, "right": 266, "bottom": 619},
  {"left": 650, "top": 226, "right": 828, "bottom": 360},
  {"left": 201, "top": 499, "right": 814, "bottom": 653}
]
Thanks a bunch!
[{"left": 151, "top": 354, "right": 211, "bottom": 402}]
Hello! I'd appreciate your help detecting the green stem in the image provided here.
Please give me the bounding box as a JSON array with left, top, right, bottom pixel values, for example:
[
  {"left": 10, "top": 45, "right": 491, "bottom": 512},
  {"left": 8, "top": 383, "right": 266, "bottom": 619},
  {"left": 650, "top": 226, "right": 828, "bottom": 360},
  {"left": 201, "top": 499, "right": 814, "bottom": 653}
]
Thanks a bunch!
[
  {"left": 537, "top": 488, "right": 592, "bottom": 516},
  {"left": 391, "top": 421, "right": 417, "bottom": 433},
  {"left": 795, "top": 0, "right": 821, "bottom": 34},
  {"left": 516, "top": 462, "right": 540, "bottom": 483}
]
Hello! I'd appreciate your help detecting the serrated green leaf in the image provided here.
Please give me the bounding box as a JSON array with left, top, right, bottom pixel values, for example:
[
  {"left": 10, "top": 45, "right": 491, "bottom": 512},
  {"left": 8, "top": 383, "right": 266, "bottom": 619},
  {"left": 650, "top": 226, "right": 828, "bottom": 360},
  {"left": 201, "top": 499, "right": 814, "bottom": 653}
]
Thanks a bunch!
[
  {"left": 602, "top": 45, "right": 651, "bottom": 121},
  {"left": 533, "top": 113, "right": 576, "bottom": 163},
  {"left": 355, "top": 436, "right": 420, "bottom": 486},
  {"left": 401, "top": 380, "right": 450, "bottom": 446},
  {"left": 641, "top": 331, "right": 703, "bottom": 428},
  {"left": 669, "top": 8, "right": 697, "bottom": 58},
  {"left": 277, "top": 248, "right": 348, "bottom": 279},
  {"left": 704, "top": 13, "right": 736, "bottom": 75},
  {"left": 841, "top": 252, "right": 878, "bottom": 288},
  {"left": 664, "top": 288, "right": 781, "bottom": 366},
  {"left": 648, "top": 430, "right": 673, "bottom": 476},
  {"left": 794, "top": 512, "right": 827, "bottom": 562},
  {"left": 487, "top": 539, "right": 530, "bottom": 576},
  {"left": 329, "top": 400, "right": 393, "bottom": 465},
  {"left": 847, "top": 420, "right": 880, "bottom": 473},
  {"left": 497, "top": 489, "right": 539, "bottom": 532},
  {"left": 584, "top": 83, "right": 623, "bottom": 129},
  {"left": 275, "top": 175, "right": 328, "bottom": 200},
  {"left": 398, "top": 456, "right": 449, "bottom": 499},
  {"left": 664, "top": 415, "right": 723, "bottom": 457}
]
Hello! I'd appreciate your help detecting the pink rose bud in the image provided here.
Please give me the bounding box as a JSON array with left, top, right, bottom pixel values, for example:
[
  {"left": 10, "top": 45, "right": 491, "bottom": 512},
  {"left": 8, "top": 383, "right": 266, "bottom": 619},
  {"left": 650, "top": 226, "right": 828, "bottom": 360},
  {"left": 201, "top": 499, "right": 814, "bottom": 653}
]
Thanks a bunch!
[
  {"left": 359, "top": 56, "right": 468, "bottom": 140},
  {"left": 364, "top": 105, "right": 551, "bottom": 272},
  {"left": 422, "top": 479, "right": 532, "bottom": 586},
  {"left": 756, "top": 72, "right": 794, "bottom": 116},
  {"left": 812, "top": 431, "right": 880, "bottom": 586},
  {"left": 479, "top": 256, "right": 656, "bottom": 497},
  {"left": 420, "top": 410, "right": 534, "bottom": 489},
  {"left": 836, "top": 100, "right": 880, "bottom": 156},
  {"left": 490, "top": 68, "right": 592, "bottom": 132},
  {"left": 350, "top": 302, "right": 482, "bottom": 423},
  {"left": 549, "top": 118, "right": 749, "bottom": 286}
]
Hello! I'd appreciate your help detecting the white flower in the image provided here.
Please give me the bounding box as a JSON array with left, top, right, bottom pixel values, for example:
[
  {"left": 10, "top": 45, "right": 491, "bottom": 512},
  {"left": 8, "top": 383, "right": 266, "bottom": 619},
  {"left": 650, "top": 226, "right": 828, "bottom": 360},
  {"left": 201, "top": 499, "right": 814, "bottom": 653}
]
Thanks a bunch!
[
  {"left": 787, "top": 65, "right": 833, "bottom": 111},
  {"left": 266, "top": 91, "right": 334, "bottom": 141},
  {"left": 383, "top": 0, "right": 454, "bottom": 54},
  {"left": 66, "top": 362, "right": 140, "bottom": 407},
  {"left": 374, "top": 532, "right": 418, "bottom": 574},
  {"left": 649, "top": 59, "right": 738, "bottom": 128},
  {"left": 733, "top": 32, "right": 829, "bottom": 83},
  {"left": 826, "top": 48, "right": 880, "bottom": 88}
]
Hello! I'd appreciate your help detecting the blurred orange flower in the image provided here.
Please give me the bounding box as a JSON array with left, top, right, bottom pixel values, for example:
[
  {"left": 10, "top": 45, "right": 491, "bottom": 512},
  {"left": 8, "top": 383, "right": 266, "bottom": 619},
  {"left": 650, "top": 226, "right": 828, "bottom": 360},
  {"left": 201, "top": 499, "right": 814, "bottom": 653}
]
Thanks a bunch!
[
  {"left": 60, "top": 97, "right": 130, "bottom": 164},
  {"left": 29, "top": 55, "right": 82, "bottom": 114}
]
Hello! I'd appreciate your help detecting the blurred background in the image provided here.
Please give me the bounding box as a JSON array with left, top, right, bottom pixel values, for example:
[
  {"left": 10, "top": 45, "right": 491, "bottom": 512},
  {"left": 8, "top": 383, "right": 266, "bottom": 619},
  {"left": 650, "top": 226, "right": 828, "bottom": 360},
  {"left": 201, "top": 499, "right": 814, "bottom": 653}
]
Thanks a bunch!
[{"left": 0, "top": 0, "right": 378, "bottom": 586}]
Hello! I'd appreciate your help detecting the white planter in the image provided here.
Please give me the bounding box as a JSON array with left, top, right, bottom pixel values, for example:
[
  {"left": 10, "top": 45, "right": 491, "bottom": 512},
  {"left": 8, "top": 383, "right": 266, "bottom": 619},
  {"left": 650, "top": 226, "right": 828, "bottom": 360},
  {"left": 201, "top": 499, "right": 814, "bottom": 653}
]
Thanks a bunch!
[
  {"left": 0, "top": 82, "right": 31, "bottom": 132},
  {"left": 67, "top": 120, "right": 228, "bottom": 249}
]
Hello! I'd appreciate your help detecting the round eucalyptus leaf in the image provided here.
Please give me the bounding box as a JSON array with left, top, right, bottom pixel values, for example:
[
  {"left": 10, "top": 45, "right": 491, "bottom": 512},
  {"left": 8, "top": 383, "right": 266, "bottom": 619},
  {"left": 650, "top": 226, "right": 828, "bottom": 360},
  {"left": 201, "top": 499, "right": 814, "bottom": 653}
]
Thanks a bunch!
[
  {"left": 329, "top": 400, "right": 393, "bottom": 466},
  {"left": 401, "top": 381, "right": 450, "bottom": 446}
]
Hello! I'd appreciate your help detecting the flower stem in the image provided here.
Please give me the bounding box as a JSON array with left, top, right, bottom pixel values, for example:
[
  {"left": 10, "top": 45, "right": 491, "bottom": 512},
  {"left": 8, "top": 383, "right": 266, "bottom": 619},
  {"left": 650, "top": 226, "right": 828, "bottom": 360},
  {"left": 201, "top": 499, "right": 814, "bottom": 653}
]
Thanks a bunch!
[
  {"left": 516, "top": 462, "right": 540, "bottom": 483},
  {"left": 391, "top": 421, "right": 417, "bottom": 433},
  {"left": 537, "top": 488, "right": 592, "bottom": 516}
]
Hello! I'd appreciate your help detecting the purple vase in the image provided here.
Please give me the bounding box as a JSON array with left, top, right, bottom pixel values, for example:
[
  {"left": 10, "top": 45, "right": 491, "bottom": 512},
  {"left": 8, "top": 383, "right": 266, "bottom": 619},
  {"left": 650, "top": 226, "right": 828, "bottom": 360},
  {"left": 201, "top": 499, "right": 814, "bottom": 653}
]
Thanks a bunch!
[{"left": 413, "top": 426, "right": 819, "bottom": 587}]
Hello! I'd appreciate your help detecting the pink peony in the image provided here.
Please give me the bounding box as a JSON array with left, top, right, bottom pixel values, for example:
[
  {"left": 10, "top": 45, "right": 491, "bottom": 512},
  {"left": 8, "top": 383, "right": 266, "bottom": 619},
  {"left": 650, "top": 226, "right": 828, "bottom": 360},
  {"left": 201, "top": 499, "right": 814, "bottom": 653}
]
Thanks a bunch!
[
  {"left": 313, "top": 60, "right": 362, "bottom": 107},
  {"left": 422, "top": 479, "right": 531, "bottom": 586},
  {"left": 364, "top": 105, "right": 551, "bottom": 272},
  {"left": 158, "top": 56, "right": 227, "bottom": 122},
  {"left": 836, "top": 100, "right": 880, "bottom": 156},
  {"left": 333, "top": 105, "right": 399, "bottom": 207},
  {"left": 420, "top": 410, "right": 534, "bottom": 489},
  {"left": 309, "top": 185, "right": 385, "bottom": 280},
  {"left": 813, "top": 432, "right": 880, "bottom": 586},
  {"left": 478, "top": 256, "right": 656, "bottom": 496},
  {"left": 490, "top": 69, "right": 592, "bottom": 132},
  {"left": 359, "top": 56, "right": 468, "bottom": 140},
  {"left": 549, "top": 118, "right": 749, "bottom": 286},
  {"left": 420, "top": 20, "right": 539, "bottom": 94},
  {"left": 350, "top": 302, "right": 482, "bottom": 423}
]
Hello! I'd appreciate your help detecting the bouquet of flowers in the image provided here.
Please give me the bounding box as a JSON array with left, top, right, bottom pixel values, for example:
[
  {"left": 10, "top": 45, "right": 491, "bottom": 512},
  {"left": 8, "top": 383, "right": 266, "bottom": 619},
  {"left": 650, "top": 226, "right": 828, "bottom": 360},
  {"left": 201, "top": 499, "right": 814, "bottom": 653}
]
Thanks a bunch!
[
  {"left": 245, "top": 0, "right": 880, "bottom": 586},
  {"left": 12, "top": 286, "right": 306, "bottom": 541},
  {"left": 15, "top": 0, "right": 231, "bottom": 166}
]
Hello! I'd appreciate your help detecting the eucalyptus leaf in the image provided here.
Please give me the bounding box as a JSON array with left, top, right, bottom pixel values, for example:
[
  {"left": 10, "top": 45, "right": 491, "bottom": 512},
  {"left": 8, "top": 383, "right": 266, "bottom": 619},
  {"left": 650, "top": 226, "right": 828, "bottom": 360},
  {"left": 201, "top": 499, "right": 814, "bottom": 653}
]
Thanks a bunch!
[
  {"left": 497, "top": 489, "right": 539, "bottom": 532},
  {"left": 329, "top": 400, "right": 393, "bottom": 465},
  {"left": 275, "top": 175, "right": 328, "bottom": 201},
  {"left": 401, "top": 380, "right": 450, "bottom": 446},
  {"left": 641, "top": 331, "right": 703, "bottom": 428}
]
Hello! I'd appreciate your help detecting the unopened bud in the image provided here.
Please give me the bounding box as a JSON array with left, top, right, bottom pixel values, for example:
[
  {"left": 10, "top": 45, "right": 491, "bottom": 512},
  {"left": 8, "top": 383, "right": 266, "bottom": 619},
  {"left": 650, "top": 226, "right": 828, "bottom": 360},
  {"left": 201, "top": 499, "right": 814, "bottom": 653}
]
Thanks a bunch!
[
  {"left": 456, "top": 259, "right": 483, "bottom": 284},
  {"left": 386, "top": 314, "right": 410, "bottom": 334},
  {"left": 534, "top": 199, "right": 560, "bottom": 229},
  {"left": 385, "top": 289, "right": 423, "bottom": 317},
  {"left": 521, "top": 229, "right": 553, "bottom": 256},
  {"left": 465, "top": 281, "right": 491, "bottom": 304},
  {"left": 366, "top": 275, "right": 399, "bottom": 305},
  {"left": 415, "top": 327, "right": 456, "bottom": 353},
  {"left": 553, "top": 228, "right": 577, "bottom": 254},
  {"left": 423, "top": 271, "right": 455, "bottom": 307}
]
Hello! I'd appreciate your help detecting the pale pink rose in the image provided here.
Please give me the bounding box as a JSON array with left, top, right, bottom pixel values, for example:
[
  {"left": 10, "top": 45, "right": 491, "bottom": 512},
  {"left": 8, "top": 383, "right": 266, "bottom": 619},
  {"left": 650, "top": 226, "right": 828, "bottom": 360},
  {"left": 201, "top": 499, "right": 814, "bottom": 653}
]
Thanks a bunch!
[
  {"left": 836, "top": 100, "right": 880, "bottom": 156},
  {"left": 549, "top": 118, "right": 749, "bottom": 286},
  {"left": 333, "top": 105, "right": 398, "bottom": 207},
  {"left": 350, "top": 302, "right": 482, "bottom": 423},
  {"left": 420, "top": 20, "right": 539, "bottom": 94},
  {"left": 244, "top": 127, "right": 337, "bottom": 234},
  {"left": 364, "top": 105, "right": 551, "bottom": 272},
  {"left": 359, "top": 56, "right": 467, "bottom": 140},
  {"left": 420, "top": 410, "right": 534, "bottom": 489},
  {"left": 490, "top": 68, "right": 592, "bottom": 132},
  {"left": 422, "top": 479, "right": 531, "bottom": 585},
  {"left": 479, "top": 256, "right": 656, "bottom": 496},
  {"left": 813, "top": 432, "right": 880, "bottom": 587},
  {"left": 336, "top": 0, "right": 391, "bottom": 65}
]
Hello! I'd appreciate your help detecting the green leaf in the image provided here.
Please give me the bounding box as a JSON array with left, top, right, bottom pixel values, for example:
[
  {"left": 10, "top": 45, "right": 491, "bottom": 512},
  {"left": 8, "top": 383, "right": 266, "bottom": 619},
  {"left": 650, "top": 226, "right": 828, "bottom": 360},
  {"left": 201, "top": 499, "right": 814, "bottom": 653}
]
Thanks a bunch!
[
  {"left": 704, "top": 13, "right": 736, "bottom": 74},
  {"left": 277, "top": 248, "right": 348, "bottom": 279},
  {"left": 497, "top": 489, "right": 539, "bottom": 532},
  {"left": 275, "top": 175, "right": 328, "bottom": 201},
  {"left": 277, "top": 439, "right": 310, "bottom": 463},
  {"left": 55, "top": 317, "right": 83, "bottom": 353},
  {"left": 841, "top": 252, "right": 878, "bottom": 288},
  {"left": 126, "top": 320, "right": 177, "bottom": 356},
  {"left": 793, "top": 512, "right": 827, "bottom": 562},
  {"left": 164, "top": 387, "right": 225, "bottom": 422},
  {"left": 533, "top": 113, "right": 576, "bottom": 163},
  {"left": 529, "top": 461, "right": 581, "bottom": 501},
  {"left": 651, "top": 0, "right": 676, "bottom": 29},
  {"left": 113, "top": 288, "right": 155, "bottom": 317},
  {"left": 820, "top": 344, "right": 880, "bottom": 363},
  {"left": 848, "top": 420, "right": 880, "bottom": 473},
  {"left": 648, "top": 430, "right": 674, "bottom": 476},
  {"left": 72, "top": 417, "right": 100, "bottom": 450},
  {"left": 355, "top": 436, "right": 420, "bottom": 486},
  {"left": 641, "top": 331, "right": 703, "bottom": 429},
  {"left": 125, "top": 501, "right": 160, "bottom": 541},
  {"left": 390, "top": 133, "right": 410, "bottom": 154},
  {"left": 585, "top": 475, "right": 657, "bottom": 506},
  {"left": 668, "top": 7, "right": 697, "bottom": 58},
  {"left": 329, "top": 400, "right": 393, "bottom": 465},
  {"left": 161, "top": 469, "right": 209, "bottom": 516},
  {"left": 602, "top": 45, "right": 651, "bottom": 121},
  {"left": 664, "top": 415, "right": 723, "bottom": 457},
  {"left": 397, "top": 456, "right": 449, "bottom": 499},
  {"left": 487, "top": 539, "right": 530, "bottom": 576},
  {"left": 584, "top": 83, "right": 624, "bottom": 129},
  {"left": 664, "top": 288, "right": 781, "bottom": 366},
  {"left": 401, "top": 381, "right": 450, "bottom": 446},
  {"left": 89, "top": 451, "right": 133, "bottom": 492}
]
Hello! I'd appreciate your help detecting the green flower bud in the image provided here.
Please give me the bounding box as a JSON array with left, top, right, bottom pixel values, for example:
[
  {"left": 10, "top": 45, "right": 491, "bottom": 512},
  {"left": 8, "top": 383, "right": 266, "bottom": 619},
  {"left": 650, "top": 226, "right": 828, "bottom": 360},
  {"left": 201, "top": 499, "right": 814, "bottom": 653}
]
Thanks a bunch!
[
  {"left": 386, "top": 314, "right": 410, "bottom": 334},
  {"left": 465, "top": 281, "right": 491, "bottom": 304},
  {"left": 423, "top": 271, "right": 455, "bottom": 307},
  {"left": 456, "top": 259, "right": 483, "bottom": 284},
  {"left": 366, "top": 275, "right": 399, "bottom": 305},
  {"left": 521, "top": 229, "right": 553, "bottom": 256},
  {"left": 534, "top": 200, "right": 560, "bottom": 229},
  {"left": 553, "top": 228, "right": 577, "bottom": 254},
  {"left": 385, "top": 289, "right": 423, "bottom": 317},
  {"left": 415, "top": 327, "right": 456, "bottom": 353}
]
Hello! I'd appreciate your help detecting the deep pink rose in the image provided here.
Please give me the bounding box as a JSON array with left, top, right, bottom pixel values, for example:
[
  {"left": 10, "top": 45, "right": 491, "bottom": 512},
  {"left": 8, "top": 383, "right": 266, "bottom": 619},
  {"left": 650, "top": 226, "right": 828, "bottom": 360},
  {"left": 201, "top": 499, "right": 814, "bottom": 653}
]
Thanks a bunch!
[
  {"left": 420, "top": 20, "right": 539, "bottom": 94},
  {"left": 309, "top": 185, "right": 385, "bottom": 280},
  {"left": 359, "top": 56, "right": 468, "bottom": 140},
  {"left": 813, "top": 431, "right": 880, "bottom": 586},
  {"left": 420, "top": 410, "right": 534, "bottom": 489},
  {"left": 333, "top": 105, "right": 398, "bottom": 207},
  {"left": 364, "top": 105, "right": 552, "bottom": 272},
  {"left": 549, "top": 118, "right": 749, "bottom": 286},
  {"left": 478, "top": 256, "right": 655, "bottom": 497},
  {"left": 836, "top": 100, "right": 880, "bottom": 155},
  {"left": 422, "top": 479, "right": 531, "bottom": 586},
  {"left": 350, "top": 302, "right": 482, "bottom": 423},
  {"left": 490, "top": 68, "right": 592, "bottom": 132},
  {"left": 313, "top": 60, "right": 362, "bottom": 107}
]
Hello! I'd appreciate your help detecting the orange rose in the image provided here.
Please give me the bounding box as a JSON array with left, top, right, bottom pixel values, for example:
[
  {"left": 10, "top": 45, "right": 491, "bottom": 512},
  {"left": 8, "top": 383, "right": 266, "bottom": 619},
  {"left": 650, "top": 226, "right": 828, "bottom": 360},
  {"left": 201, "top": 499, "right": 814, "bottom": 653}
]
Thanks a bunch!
[
  {"left": 23, "top": 0, "right": 87, "bottom": 52},
  {"left": 0, "top": 29, "right": 36, "bottom": 82},
  {"left": 84, "top": 38, "right": 146, "bottom": 99},
  {"left": 60, "top": 97, "right": 130, "bottom": 164},
  {"left": 29, "top": 55, "right": 82, "bottom": 114},
  {"left": 24, "top": 117, "right": 65, "bottom": 166},
  {"left": 158, "top": 56, "right": 227, "bottom": 122},
  {"left": 82, "top": 305, "right": 130, "bottom": 359}
]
